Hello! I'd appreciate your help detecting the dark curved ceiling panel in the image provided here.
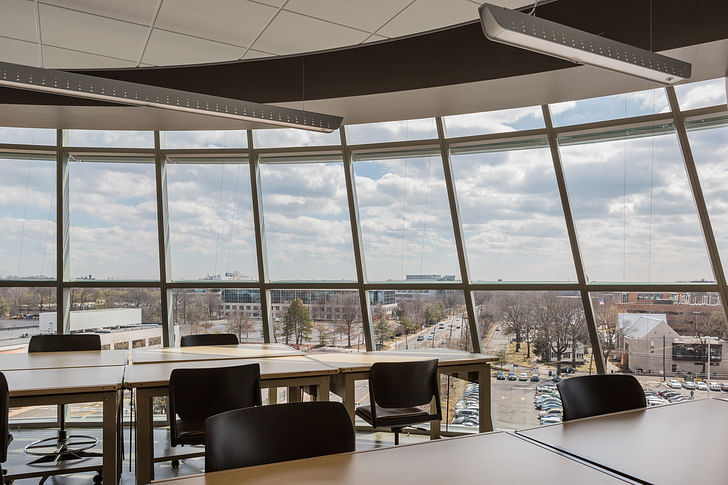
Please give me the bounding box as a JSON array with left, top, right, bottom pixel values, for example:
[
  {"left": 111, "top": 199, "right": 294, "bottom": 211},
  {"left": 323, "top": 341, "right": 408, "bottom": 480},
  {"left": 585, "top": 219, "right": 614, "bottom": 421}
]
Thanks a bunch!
[{"left": 0, "top": 0, "right": 726, "bottom": 107}]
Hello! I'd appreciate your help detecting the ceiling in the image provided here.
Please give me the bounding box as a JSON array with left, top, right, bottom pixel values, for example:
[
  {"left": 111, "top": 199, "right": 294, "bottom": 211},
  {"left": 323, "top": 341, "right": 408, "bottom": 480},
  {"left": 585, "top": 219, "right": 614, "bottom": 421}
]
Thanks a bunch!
[{"left": 0, "top": 0, "right": 534, "bottom": 69}]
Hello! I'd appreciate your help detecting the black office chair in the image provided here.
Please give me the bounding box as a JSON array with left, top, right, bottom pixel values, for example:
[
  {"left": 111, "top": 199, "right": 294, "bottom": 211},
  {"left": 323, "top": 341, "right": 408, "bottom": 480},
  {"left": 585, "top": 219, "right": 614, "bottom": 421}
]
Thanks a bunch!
[
  {"left": 0, "top": 373, "right": 11, "bottom": 485},
  {"left": 205, "top": 401, "right": 354, "bottom": 473},
  {"left": 169, "top": 363, "right": 261, "bottom": 453},
  {"left": 180, "top": 333, "right": 239, "bottom": 347},
  {"left": 557, "top": 374, "right": 646, "bottom": 421},
  {"left": 355, "top": 359, "right": 441, "bottom": 445},
  {"left": 25, "top": 334, "right": 103, "bottom": 465}
]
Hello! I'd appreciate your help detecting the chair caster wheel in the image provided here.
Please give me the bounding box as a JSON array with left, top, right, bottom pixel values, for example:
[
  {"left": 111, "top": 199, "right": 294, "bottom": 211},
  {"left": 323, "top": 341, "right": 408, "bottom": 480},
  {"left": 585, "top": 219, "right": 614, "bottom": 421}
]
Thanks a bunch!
[
  {"left": 171, "top": 459, "right": 180, "bottom": 468},
  {"left": 93, "top": 472, "right": 102, "bottom": 484}
]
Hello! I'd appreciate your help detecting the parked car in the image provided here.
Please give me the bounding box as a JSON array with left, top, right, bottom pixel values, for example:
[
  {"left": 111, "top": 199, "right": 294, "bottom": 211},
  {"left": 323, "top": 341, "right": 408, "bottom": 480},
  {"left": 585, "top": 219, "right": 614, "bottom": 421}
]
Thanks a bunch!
[
  {"left": 508, "top": 372, "right": 517, "bottom": 381},
  {"left": 496, "top": 371, "right": 506, "bottom": 380},
  {"left": 540, "top": 414, "right": 562, "bottom": 424},
  {"left": 519, "top": 372, "right": 528, "bottom": 381},
  {"left": 667, "top": 379, "right": 682, "bottom": 389},
  {"left": 696, "top": 381, "right": 709, "bottom": 391},
  {"left": 682, "top": 380, "right": 697, "bottom": 390},
  {"left": 722, "top": 382, "right": 728, "bottom": 392},
  {"left": 709, "top": 382, "right": 722, "bottom": 391},
  {"left": 561, "top": 366, "right": 576, "bottom": 374},
  {"left": 552, "top": 374, "right": 562, "bottom": 383},
  {"left": 530, "top": 373, "right": 540, "bottom": 382},
  {"left": 426, "top": 335, "right": 433, "bottom": 340}
]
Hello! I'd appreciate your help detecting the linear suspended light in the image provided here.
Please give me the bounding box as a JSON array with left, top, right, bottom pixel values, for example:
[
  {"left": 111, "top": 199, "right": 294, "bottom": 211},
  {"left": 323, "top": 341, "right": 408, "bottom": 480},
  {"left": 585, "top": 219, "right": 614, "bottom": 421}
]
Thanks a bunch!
[
  {"left": 0, "top": 61, "right": 343, "bottom": 133},
  {"left": 479, "top": 3, "right": 691, "bottom": 85}
]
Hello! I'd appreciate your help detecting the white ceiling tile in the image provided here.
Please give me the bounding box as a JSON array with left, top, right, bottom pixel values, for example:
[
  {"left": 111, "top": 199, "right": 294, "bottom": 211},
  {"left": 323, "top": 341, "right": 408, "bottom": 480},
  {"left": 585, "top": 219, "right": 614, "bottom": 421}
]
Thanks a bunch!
[
  {"left": 39, "top": 4, "right": 147, "bottom": 60},
  {"left": 0, "top": 0, "right": 38, "bottom": 43},
  {"left": 155, "top": 0, "right": 277, "bottom": 47},
  {"left": 142, "top": 29, "right": 246, "bottom": 66},
  {"left": 0, "top": 37, "right": 40, "bottom": 66},
  {"left": 253, "top": 10, "right": 368, "bottom": 55},
  {"left": 42, "top": 46, "right": 136, "bottom": 69},
  {"left": 377, "top": 0, "right": 478, "bottom": 38},
  {"left": 39, "top": 0, "right": 159, "bottom": 26},
  {"left": 242, "top": 49, "right": 273, "bottom": 60},
  {"left": 284, "top": 0, "right": 411, "bottom": 33}
]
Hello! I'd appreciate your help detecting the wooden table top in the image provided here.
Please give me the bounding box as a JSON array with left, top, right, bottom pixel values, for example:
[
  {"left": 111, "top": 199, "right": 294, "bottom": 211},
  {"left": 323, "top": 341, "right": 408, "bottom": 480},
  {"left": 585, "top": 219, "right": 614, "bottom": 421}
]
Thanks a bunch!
[
  {"left": 151, "top": 432, "right": 630, "bottom": 485},
  {"left": 3, "top": 366, "right": 125, "bottom": 397},
  {"left": 518, "top": 398, "right": 728, "bottom": 485},
  {"left": 125, "top": 355, "right": 337, "bottom": 388},
  {"left": 132, "top": 344, "right": 303, "bottom": 364},
  {"left": 0, "top": 350, "right": 128, "bottom": 371},
  {"left": 309, "top": 350, "right": 496, "bottom": 373}
]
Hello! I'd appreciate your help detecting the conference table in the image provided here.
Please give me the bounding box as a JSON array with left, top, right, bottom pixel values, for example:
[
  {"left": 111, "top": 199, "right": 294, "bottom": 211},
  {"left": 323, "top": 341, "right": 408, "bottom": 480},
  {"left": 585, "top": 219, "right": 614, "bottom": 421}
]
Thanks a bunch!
[
  {"left": 518, "top": 398, "right": 728, "bottom": 484},
  {"left": 1, "top": 352, "right": 125, "bottom": 485},
  {"left": 311, "top": 349, "right": 497, "bottom": 435},
  {"left": 131, "top": 343, "right": 303, "bottom": 364},
  {"left": 126, "top": 354, "right": 338, "bottom": 485},
  {"left": 150, "top": 431, "right": 633, "bottom": 485}
]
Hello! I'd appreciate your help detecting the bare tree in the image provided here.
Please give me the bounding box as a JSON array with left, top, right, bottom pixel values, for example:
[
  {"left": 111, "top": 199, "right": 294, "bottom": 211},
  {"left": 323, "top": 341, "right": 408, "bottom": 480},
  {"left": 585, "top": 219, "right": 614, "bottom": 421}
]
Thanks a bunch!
[
  {"left": 337, "top": 293, "right": 360, "bottom": 348},
  {"left": 594, "top": 304, "right": 621, "bottom": 362},
  {"left": 503, "top": 295, "right": 529, "bottom": 353}
]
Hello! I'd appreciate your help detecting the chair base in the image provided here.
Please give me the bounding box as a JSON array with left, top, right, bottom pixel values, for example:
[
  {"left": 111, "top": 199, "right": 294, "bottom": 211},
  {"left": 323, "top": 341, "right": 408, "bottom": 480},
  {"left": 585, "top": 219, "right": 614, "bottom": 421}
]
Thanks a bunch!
[{"left": 24, "top": 430, "right": 101, "bottom": 464}]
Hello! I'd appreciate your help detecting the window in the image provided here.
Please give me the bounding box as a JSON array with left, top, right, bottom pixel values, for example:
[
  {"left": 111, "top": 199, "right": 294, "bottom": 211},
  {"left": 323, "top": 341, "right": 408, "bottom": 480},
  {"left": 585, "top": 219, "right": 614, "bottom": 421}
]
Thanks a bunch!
[
  {"left": 167, "top": 158, "right": 257, "bottom": 282},
  {"left": 559, "top": 126, "right": 711, "bottom": 282},
  {"left": 550, "top": 87, "right": 668, "bottom": 127},
  {"left": 346, "top": 118, "right": 437, "bottom": 144},
  {"left": 675, "top": 78, "right": 727, "bottom": 110},
  {"left": 253, "top": 128, "right": 340, "bottom": 148},
  {"left": 354, "top": 151, "right": 460, "bottom": 282},
  {"left": 0, "top": 127, "right": 55, "bottom": 145},
  {"left": 64, "top": 130, "right": 154, "bottom": 148},
  {"left": 161, "top": 130, "right": 247, "bottom": 149},
  {"left": 259, "top": 157, "right": 356, "bottom": 281},
  {"left": 0, "top": 155, "right": 56, "bottom": 279},
  {"left": 451, "top": 142, "right": 575, "bottom": 282},
  {"left": 69, "top": 157, "right": 159, "bottom": 280},
  {"left": 444, "top": 105, "right": 544, "bottom": 138}
]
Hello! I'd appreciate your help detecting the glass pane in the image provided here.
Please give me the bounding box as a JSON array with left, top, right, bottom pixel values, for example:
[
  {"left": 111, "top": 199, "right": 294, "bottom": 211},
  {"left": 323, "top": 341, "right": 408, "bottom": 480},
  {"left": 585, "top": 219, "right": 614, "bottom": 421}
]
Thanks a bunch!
[
  {"left": 675, "top": 78, "right": 727, "bottom": 110},
  {"left": 687, "top": 120, "right": 728, "bottom": 277},
  {"left": 167, "top": 160, "right": 257, "bottom": 282},
  {"left": 475, "top": 290, "right": 586, "bottom": 430},
  {"left": 69, "top": 159, "right": 160, "bottom": 280},
  {"left": 593, "top": 290, "right": 728, "bottom": 405},
  {"left": 0, "top": 287, "right": 55, "bottom": 340},
  {"left": 0, "top": 155, "right": 56, "bottom": 279},
  {"left": 173, "top": 288, "right": 263, "bottom": 344},
  {"left": 260, "top": 159, "right": 356, "bottom": 281},
  {"left": 550, "top": 87, "right": 668, "bottom": 127},
  {"left": 271, "top": 289, "right": 363, "bottom": 351},
  {"left": 68, "top": 287, "right": 163, "bottom": 350},
  {"left": 253, "top": 128, "right": 340, "bottom": 148},
  {"left": 559, "top": 129, "right": 712, "bottom": 282},
  {"left": 444, "top": 105, "right": 544, "bottom": 138},
  {"left": 161, "top": 130, "right": 247, "bottom": 149},
  {"left": 451, "top": 144, "right": 575, "bottom": 282},
  {"left": 64, "top": 130, "right": 154, "bottom": 148},
  {"left": 0, "top": 127, "right": 56, "bottom": 145},
  {"left": 354, "top": 152, "right": 460, "bottom": 282},
  {"left": 346, "top": 118, "right": 437, "bottom": 145}
]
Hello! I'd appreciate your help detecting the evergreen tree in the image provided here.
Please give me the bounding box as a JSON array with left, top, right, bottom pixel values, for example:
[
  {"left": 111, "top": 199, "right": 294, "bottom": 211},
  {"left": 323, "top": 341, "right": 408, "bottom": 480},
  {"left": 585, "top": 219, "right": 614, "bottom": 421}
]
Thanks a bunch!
[{"left": 283, "top": 298, "right": 313, "bottom": 345}]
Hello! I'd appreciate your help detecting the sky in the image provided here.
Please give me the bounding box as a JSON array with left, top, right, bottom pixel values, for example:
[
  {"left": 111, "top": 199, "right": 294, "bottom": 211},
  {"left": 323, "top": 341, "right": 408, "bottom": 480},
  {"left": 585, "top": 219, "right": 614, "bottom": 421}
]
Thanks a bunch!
[{"left": 0, "top": 77, "right": 724, "bottom": 283}]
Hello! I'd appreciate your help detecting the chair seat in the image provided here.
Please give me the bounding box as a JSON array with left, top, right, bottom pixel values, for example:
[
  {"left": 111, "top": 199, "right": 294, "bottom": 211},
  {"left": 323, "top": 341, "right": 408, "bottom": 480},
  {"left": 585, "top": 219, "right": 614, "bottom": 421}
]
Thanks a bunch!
[
  {"left": 174, "top": 419, "right": 205, "bottom": 445},
  {"left": 355, "top": 405, "right": 433, "bottom": 428}
]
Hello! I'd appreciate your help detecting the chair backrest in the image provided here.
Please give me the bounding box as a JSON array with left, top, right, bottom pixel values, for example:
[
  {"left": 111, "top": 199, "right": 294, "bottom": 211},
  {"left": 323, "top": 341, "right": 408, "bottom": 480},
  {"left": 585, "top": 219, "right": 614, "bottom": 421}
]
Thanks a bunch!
[
  {"left": 369, "top": 359, "right": 440, "bottom": 410},
  {"left": 557, "top": 374, "right": 646, "bottom": 421},
  {"left": 169, "top": 363, "right": 261, "bottom": 445},
  {"left": 0, "top": 372, "right": 8, "bottom": 463},
  {"left": 28, "top": 334, "right": 101, "bottom": 353},
  {"left": 205, "top": 401, "right": 354, "bottom": 472},
  {"left": 180, "top": 333, "right": 239, "bottom": 347}
]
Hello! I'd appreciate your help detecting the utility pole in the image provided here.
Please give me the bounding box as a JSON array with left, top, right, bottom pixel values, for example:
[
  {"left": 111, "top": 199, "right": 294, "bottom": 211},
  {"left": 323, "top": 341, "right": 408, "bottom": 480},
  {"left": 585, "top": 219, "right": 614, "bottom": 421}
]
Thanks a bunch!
[{"left": 663, "top": 335, "right": 666, "bottom": 381}]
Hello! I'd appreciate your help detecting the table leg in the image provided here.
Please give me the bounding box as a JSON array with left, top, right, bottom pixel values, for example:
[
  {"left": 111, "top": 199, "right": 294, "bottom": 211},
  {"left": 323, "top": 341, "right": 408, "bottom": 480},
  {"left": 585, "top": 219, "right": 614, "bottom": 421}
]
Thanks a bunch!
[
  {"left": 103, "top": 390, "right": 120, "bottom": 485},
  {"left": 269, "top": 386, "right": 278, "bottom": 404},
  {"left": 288, "top": 386, "right": 301, "bottom": 403},
  {"left": 480, "top": 363, "right": 493, "bottom": 432},
  {"left": 316, "top": 377, "right": 330, "bottom": 402},
  {"left": 342, "top": 375, "right": 355, "bottom": 426},
  {"left": 308, "top": 385, "right": 318, "bottom": 401},
  {"left": 135, "top": 388, "right": 155, "bottom": 485}
]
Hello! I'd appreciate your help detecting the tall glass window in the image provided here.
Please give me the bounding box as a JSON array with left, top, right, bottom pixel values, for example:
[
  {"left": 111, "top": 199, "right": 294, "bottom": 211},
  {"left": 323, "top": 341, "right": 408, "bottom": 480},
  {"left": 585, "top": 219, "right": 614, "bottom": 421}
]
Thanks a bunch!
[
  {"left": 451, "top": 142, "right": 575, "bottom": 282},
  {"left": 259, "top": 156, "right": 356, "bottom": 281},
  {"left": 559, "top": 126, "right": 711, "bottom": 283},
  {"left": 69, "top": 157, "right": 160, "bottom": 280},
  {"left": 550, "top": 87, "right": 668, "bottom": 127},
  {"left": 166, "top": 158, "right": 257, "bottom": 282},
  {"left": 0, "top": 155, "right": 56, "bottom": 279},
  {"left": 444, "top": 105, "right": 544, "bottom": 138},
  {"left": 353, "top": 150, "right": 460, "bottom": 282},
  {"left": 347, "top": 118, "right": 437, "bottom": 145}
]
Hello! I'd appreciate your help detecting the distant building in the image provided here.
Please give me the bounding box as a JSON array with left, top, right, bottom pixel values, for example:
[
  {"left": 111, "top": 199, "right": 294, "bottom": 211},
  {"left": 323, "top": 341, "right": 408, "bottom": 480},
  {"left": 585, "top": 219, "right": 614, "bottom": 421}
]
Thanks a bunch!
[{"left": 39, "top": 308, "right": 162, "bottom": 350}]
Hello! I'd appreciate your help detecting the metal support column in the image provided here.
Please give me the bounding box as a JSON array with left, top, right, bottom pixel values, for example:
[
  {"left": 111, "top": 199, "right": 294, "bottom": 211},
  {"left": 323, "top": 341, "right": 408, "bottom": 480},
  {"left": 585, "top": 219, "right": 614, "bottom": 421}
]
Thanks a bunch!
[
  {"left": 56, "top": 129, "right": 70, "bottom": 334},
  {"left": 542, "top": 106, "right": 605, "bottom": 374},
  {"left": 154, "top": 131, "right": 173, "bottom": 346}
]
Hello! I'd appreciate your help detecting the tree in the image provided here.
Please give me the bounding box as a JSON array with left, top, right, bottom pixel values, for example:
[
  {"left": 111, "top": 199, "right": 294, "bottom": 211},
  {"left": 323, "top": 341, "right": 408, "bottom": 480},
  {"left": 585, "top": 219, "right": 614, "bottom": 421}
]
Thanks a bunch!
[
  {"left": 282, "top": 298, "right": 313, "bottom": 346},
  {"left": 424, "top": 302, "right": 446, "bottom": 326},
  {"left": 594, "top": 304, "right": 621, "bottom": 362},
  {"left": 337, "top": 293, "right": 360, "bottom": 348},
  {"left": 503, "top": 296, "right": 529, "bottom": 353},
  {"left": 534, "top": 294, "right": 585, "bottom": 372},
  {"left": 374, "top": 317, "right": 393, "bottom": 349},
  {"left": 398, "top": 316, "right": 419, "bottom": 349}
]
